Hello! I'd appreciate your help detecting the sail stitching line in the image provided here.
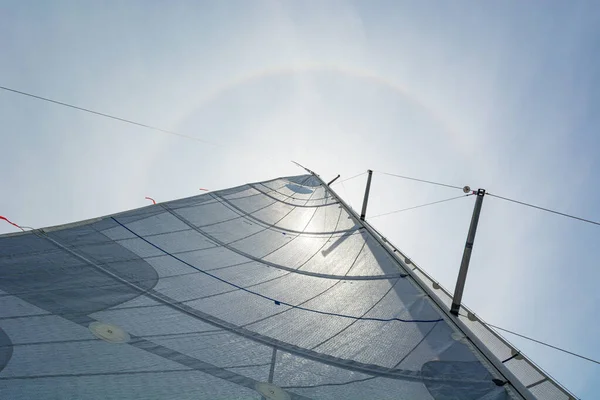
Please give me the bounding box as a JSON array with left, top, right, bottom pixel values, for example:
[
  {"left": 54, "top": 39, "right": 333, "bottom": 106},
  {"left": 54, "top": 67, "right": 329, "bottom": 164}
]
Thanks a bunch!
[
  {"left": 158, "top": 208, "right": 397, "bottom": 281},
  {"left": 213, "top": 193, "right": 351, "bottom": 236},
  {"left": 241, "top": 240, "right": 373, "bottom": 329},
  {"left": 111, "top": 217, "right": 438, "bottom": 323},
  {"left": 23, "top": 215, "right": 481, "bottom": 383},
  {"left": 251, "top": 183, "right": 336, "bottom": 207}
]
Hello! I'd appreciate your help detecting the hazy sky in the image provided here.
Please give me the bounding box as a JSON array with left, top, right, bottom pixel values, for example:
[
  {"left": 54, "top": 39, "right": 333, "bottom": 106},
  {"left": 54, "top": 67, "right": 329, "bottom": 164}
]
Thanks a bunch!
[{"left": 1, "top": 1, "right": 599, "bottom": 397}]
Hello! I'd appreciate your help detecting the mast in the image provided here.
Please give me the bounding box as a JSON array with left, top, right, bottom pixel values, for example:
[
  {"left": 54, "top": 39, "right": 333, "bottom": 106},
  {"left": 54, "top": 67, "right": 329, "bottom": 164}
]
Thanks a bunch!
[
  {"left": 309, "top": 169, "right": 535, "bottom": 400},
  {"left": 360, "top": 170, "right": 373, "bottom": 221},
  {"left": 451, "top": 188, "right": 486, "bottom": 315}
]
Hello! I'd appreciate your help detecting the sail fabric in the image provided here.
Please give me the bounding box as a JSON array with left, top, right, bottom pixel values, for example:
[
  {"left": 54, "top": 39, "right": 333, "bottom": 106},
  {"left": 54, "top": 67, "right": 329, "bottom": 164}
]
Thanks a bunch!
[{"left": 0, "top": 174, "right": 511, "bottom": 399}]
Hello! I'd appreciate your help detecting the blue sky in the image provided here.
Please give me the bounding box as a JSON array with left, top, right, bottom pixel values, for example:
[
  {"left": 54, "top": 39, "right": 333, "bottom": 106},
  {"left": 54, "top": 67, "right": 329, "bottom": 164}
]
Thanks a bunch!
[{"left": 1, "top": 1, "right": 599, "bottom": 397}]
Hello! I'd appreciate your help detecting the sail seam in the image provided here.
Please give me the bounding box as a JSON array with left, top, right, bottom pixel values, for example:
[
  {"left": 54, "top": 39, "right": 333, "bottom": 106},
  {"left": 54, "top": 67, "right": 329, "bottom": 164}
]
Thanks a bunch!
[
  {"left": 23, "top": 215, "right": 487, "bottom": 384},
  {"left": 158, "top": 209, "right": 398, "bottom": 281}
]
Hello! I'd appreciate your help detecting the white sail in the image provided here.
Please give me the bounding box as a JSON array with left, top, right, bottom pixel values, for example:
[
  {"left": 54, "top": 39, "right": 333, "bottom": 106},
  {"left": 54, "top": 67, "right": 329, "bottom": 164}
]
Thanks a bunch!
[{"left": 0, "top": 173, "right": 574, "bottom": 399}]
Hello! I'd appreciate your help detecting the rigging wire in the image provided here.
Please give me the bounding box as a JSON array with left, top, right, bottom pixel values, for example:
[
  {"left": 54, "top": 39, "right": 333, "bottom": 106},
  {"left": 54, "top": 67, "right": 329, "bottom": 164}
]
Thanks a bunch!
[
  {"left": 376, "top": 171, "right": 464, "bottom": 191},
  {"left": 374, "top": 168, "right": 599, "bottom": 228},
  {"left": 3, "top": 83, "right": 597, "bottom": 230},
  {"left": 339, "top": 180, "right": 354, "bottom": 209},
  {"left": 487, "top": 193, "right": 600, "bottom": 228},
  {"left": 329, "top": 171, "right": 368, "bottom": 209},
  {"left": 0, "top": 85, "right": 215, "bottom": 145},
  {"left": 484, "top": 320, "right": 600, "bottom": 366},
  {"left": 1, "top": 145, "right": 595, "bottom": 364},
  {"left": 307, "top": 165, "right": 600, "bottom": 368},
  {"left": 369, "top": 194, "right": 473, "bottom": 219},
  {"left": 330, "top": 172, "right": 367, "bottom": 186}
]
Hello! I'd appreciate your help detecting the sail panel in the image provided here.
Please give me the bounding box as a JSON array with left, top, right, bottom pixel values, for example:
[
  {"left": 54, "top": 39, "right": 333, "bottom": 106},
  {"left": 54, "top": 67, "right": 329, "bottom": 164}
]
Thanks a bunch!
[{"left": 0, "top": 174, "right": 571, "bottom": 399}]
